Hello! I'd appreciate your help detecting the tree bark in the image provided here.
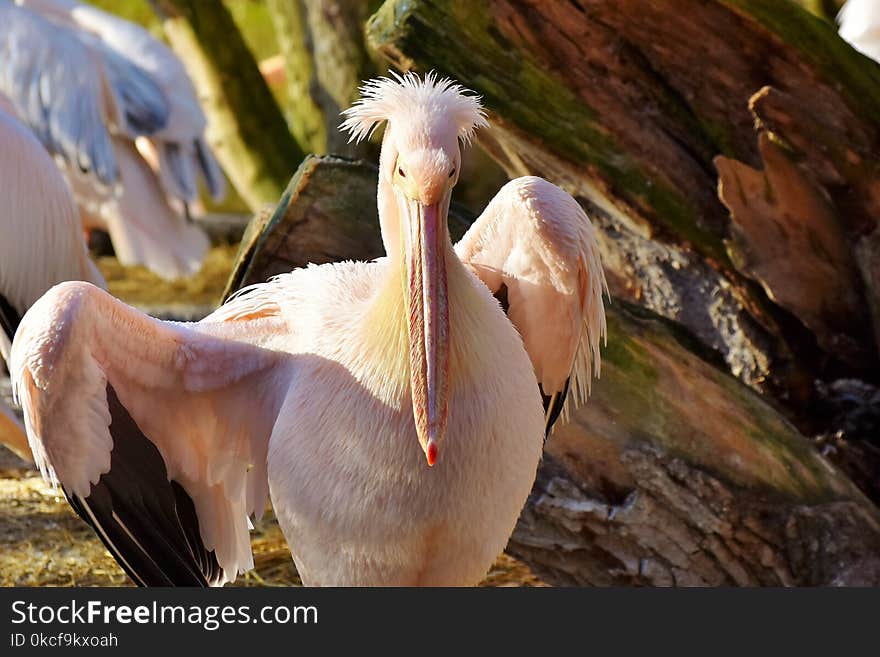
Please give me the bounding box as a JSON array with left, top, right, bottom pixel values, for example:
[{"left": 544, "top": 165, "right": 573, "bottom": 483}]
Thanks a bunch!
[
  {"left": 265, "top": 0, "right": 327, "bottom": 153},
  {"left": 225, "top": 155, "right": 880, "bottom": 586},
  {"left": 366, "top": 0, "right": 880, "bottom": 419},
  {"left": 150, "top": 0, "right": 304, "bottom": 212},
  {"left": 224, "top": 156, "right": 385, "bottom": 298},
  {"left": 794, "top": 0, "right": 845, "bottom": 22},
  {"left": 301, "top": 0, "right": 377, "bottom": 155},
  {"left": 511, "top": 303, "right": 880, "bottom": 586},
  {"left": 265, "top": 0, "right": 378, "bottom": 157}
]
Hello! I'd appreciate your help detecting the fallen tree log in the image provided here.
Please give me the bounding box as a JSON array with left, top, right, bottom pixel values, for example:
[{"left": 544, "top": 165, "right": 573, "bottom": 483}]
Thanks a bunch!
[
  {"left": 226, "top": 155, "right": 880, "bottom": 586},
  {"left": 513, "top": 304, "right": 880, "bottom": 586},
  {"left": 365, "top": 0, "right": 880, "bottom": 416}
]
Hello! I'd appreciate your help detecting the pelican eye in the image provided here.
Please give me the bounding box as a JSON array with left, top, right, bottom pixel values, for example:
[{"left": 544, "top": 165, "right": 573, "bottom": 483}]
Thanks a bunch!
[
  {"left": 398, "top": 167, "right": 406, "bottom": 178},
  {"left": 449, "top": 168, "right": 456, "bottom": 178}
]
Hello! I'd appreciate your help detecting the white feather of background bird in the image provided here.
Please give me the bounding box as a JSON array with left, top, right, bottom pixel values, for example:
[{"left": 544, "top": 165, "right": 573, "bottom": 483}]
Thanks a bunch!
[
  {"left": 839, "top": 0, "right": 880, "bottom": 62},
  {"left": 0, "top": 0, "right": 224, "bottom": 280},
  {"left": 0, "top": 104, "right": 105, "bottom": 463}
]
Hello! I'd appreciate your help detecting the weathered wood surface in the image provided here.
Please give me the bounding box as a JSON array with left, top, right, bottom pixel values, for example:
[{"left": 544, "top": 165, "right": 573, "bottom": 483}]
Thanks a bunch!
[
  {"left": 226, "top": 156, "right": 880, "bottom": 586},
  {"left": 366, "top": 0, "right": 880, "bottom": 413},
  {"left": 266, "top": 0, "right": 327, "bottom": 154},
  {"left": 266, "top": 0, "right": 380, "bottom": 158},
  {"left": 224, "top": 156, "right": 384, "bottom": 298},
  {"left": 513, "top": 304, "right": 880, "bottom": 586}
]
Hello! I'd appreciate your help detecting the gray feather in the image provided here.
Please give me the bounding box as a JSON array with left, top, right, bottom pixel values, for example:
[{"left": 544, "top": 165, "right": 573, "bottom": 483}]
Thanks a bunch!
[{"left": 0, "top": 4, "right": 117, "bottom": 184}]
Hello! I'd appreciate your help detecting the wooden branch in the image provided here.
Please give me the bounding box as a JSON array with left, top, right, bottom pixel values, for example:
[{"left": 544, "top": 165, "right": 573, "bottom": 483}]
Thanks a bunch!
[
  {"left": 266, "top": 0, "right": 328, "bottom": 153},
  {"left": 150, "top": 0, "right": 304, "bottom": 211}
]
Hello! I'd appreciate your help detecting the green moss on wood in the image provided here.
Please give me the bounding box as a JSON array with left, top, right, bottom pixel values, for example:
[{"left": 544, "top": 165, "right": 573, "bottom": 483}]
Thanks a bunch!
[
  {"left": 594, "top": 302, "right": 861, "bottom": 502},
  {"left": 602, "top": 311, "right": 660, "bottom": 387},
  {"left": 722, "top": 0, "right": 880, "bottom": 127},
  {"left": 792, "top": 0, "right": 845, "bottom": 22},
  {"left": 266, "top": 0, "right": 327, "bottom": 153}
]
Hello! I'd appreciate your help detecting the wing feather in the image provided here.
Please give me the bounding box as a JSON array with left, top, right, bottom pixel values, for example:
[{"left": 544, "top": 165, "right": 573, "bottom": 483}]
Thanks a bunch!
[
  {"left": 72, "top": 137, "right": 210, "bottom": 280},
  {"left": 455, "top": 176, "right": 607, "bottom": 434},
  {"left": 0, "top": 4, "right": 121, "bottom": 184},
  {"left": 839, "top": 0, "right": 880, "bottom": 62},
  {"left": 55, "top": 0, "right": 226, "bottom": 202},
  {"left": 0, "top": 107, "right": 104, "bottom": 465},
  {"left": 0, "top": 105, "right": 105, "bottom": 380},
  {"left": 11, "top": 282, "right": 288, "bottom": 584}
]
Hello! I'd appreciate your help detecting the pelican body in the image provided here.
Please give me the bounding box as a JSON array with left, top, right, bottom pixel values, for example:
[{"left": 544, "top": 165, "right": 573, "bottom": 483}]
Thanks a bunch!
[
  {"left": 11, "top": 74, "right": 606, "bottom": 586},
  {"left": 266, "top": 256, "right": 542, "bottom": 584}
]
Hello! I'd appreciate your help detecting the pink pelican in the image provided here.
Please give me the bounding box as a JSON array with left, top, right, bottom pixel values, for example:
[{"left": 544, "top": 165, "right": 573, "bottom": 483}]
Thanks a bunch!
[
  {"left": 11, "top": 74, "right": 607, "bottom": 586},
  {"left": 0, "top": 103, "right": 105, "bottom": 463},
  {"left": 0, "top": 0, "right": 224, "bottom": 280}
]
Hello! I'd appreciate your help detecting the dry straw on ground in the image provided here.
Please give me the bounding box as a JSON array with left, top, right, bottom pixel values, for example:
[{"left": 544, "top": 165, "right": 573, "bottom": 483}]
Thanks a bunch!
[{"left": 0, "top": 449, "right": 543, "bottom": 587}]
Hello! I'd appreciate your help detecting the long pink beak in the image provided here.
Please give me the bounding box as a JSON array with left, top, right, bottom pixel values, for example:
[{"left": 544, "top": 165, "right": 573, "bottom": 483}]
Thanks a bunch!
[{"left": 405, "top": 199, "right": 450, "bottom": 466}]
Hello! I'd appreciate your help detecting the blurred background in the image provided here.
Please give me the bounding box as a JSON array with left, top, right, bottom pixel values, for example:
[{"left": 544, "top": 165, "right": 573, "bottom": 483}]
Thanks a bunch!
[{"left": 2, "top": 0, "right": 880, "bottom": 586}]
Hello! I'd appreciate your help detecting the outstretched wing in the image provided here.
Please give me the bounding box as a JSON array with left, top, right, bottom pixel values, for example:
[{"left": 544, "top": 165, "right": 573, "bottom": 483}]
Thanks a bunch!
[
  {"left": 455, "top": 176, "right": 607, "bottom": 436},
  {"left": 11, "top": 282, "right": 289, "bottom": 585}
]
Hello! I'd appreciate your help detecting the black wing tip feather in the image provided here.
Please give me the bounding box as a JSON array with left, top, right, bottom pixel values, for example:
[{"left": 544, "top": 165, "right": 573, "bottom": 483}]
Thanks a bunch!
[
  {"left": 0, "top": 292, "right": 22, "bottom": 347},
  {"left": 65, "top": 384, "right": 222, "bottom": 587},
  {"left": 541, "top": 378, "right": 571, "bottom": 441}
]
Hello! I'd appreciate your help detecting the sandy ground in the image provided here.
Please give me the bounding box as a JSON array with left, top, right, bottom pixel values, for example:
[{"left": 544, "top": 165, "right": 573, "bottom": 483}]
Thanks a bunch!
[{"left": 0, "top": 244, "right": 545, "bottom": 587}]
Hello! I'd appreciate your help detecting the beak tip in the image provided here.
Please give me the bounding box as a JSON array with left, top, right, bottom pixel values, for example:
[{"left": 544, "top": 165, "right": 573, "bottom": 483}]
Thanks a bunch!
[{"left": 426, "top": 440, "right": 438, "bottom": 467}]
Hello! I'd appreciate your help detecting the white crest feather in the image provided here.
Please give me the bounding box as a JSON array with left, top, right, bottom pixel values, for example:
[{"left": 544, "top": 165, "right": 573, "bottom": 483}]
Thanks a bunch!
[{"left": 340, "top": 71, "right": 488, "bottom": 145}]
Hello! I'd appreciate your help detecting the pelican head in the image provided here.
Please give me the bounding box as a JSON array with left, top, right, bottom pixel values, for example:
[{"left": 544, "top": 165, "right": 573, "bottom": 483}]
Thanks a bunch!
[{"left": 342, "top": 72, "right": 488, "bottom": 466}]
